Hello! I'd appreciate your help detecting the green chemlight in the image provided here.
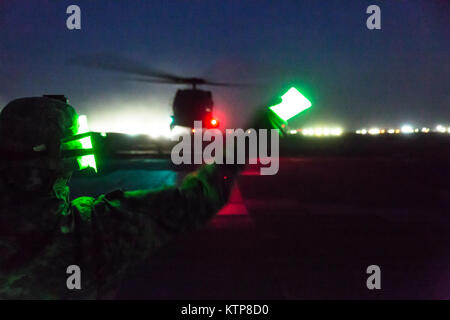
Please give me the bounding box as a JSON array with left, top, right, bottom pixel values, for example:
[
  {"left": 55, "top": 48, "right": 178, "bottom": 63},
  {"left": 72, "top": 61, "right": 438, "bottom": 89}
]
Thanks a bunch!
[
  {"left": 77, "top": 115, "right": 97, "bottom": 172},
  {"left": 269, "top": 87, "right": 312, "bottom": 121}
]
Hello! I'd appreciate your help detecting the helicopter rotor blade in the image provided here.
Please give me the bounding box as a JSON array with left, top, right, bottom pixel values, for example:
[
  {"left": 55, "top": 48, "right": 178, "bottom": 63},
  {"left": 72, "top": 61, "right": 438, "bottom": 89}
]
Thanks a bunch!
[
  {"left": 202, "top": 80, "right": 251, "bottom": 87},
  {"left": 123, "top": 77, "right": 183, "bottom": 85},
  {"left": 126, "top": 77, "right": 251, "bottom": 87},
  {"left": 67, "top": 54, "right": 254, "bottom": 88},
  {"left": 67, "top": 54, "right": 184, "bottom": 82}
]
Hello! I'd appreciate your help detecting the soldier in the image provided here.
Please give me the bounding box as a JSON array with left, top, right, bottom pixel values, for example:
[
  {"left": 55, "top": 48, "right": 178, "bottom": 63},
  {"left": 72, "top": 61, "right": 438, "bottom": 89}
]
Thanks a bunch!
[{"left": 0, "top": 96, "right": 241, "bottom": 299}]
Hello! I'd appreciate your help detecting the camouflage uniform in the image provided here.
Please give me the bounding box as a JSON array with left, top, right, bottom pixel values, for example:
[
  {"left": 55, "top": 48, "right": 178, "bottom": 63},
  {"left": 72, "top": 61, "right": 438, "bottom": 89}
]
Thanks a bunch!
[{"left": 0, "top": 97, "right": 239, "bottom": 299}]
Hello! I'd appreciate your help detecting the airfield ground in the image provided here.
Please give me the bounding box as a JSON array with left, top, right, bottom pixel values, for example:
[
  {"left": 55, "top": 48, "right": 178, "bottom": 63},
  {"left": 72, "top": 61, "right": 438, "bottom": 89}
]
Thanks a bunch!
[{"left": 70, "top": 134, "right": 449, "bottom": 299}]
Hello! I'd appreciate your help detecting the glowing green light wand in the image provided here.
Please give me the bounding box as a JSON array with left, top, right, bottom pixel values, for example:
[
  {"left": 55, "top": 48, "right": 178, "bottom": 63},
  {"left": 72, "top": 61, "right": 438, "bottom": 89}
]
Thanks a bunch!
[
  {"left": 255, "top": 87, "right": 312, "bottom": 135},
  {"left": 76, "top": 115, "right": 97, "bottom": 172},
  {"left": 269, "top": 87, "right": 312, "bottom": 122}
]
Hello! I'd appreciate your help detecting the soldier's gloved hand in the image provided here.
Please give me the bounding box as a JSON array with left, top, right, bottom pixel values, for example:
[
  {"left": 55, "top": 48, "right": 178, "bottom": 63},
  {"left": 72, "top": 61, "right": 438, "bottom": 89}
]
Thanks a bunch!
[{"left": 246, "top": 105, "right": 287, "bottom": 136}]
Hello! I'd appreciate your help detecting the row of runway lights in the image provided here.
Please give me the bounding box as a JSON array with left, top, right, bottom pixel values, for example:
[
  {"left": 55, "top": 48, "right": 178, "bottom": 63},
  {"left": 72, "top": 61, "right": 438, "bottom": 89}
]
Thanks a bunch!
[
  {"left": 355, "top": 125, "right": 450, "bottom": 135},
  {"left": 292, "top": 127, "right": 343, "bottom": 136},
  {"left": 287, "top": 125, "right": 450, "bottom": 136}
]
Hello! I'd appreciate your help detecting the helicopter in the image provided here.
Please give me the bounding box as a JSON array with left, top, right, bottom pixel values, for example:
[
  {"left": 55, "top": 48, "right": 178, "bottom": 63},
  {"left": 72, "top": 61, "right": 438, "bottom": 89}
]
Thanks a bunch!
[{"left": 68, "top": 54, "right": 245, "bottom": 130}]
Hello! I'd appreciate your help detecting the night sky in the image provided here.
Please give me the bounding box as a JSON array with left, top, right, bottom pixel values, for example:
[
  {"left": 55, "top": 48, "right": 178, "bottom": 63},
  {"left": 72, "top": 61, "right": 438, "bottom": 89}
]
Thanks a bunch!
[{"left": 0, "top": 1, "right": 448, "bottom": 133}]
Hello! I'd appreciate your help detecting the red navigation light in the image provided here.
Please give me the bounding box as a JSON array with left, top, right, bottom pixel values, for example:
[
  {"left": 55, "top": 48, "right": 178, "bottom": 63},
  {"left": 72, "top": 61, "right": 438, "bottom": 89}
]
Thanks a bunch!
[{"left": 209, "top": 118, "right": 219, "bottom": 128}]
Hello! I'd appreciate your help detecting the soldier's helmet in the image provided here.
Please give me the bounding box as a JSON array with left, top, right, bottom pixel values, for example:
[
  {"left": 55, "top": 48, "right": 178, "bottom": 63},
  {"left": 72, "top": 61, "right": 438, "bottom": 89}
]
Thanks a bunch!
[{"left": 0, "top": 96, "right": 78, "bottom": 194}]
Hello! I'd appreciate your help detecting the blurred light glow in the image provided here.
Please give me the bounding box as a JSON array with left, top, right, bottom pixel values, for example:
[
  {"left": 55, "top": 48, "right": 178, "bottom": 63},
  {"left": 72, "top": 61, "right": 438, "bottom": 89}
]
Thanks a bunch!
[
  {"left": 401, "top": 125, "right": 414, "bottom": 134},
  {"left": 331, "top": 128, "right": 343, "bottom": 136},
  {"left": 87, "top": 97, "right": 184, "bottom": 139},
  {"left": 93, "top": 116, "right": 190, "bottom": 139},
  {"left": 301, "top": 127, "right": 342, "bottom": 137},
  {"left": 302, "top": 128, "right": 312, "bottom": 136},
  {"left": 369, "top": 128, "right": 380, "bottom": 135},
  {"left": 388, "top": 129, "right": 395, "bottom": 134},
  {"left": 314, "top": 128, "right": 323, "bottom": 136},
  {"left": 436, "top": 125, "right": 446, "bottom": 133}
]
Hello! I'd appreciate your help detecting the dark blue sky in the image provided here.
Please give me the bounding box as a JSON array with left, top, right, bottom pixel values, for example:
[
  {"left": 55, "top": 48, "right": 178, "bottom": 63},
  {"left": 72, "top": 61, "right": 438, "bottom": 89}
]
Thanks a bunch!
[{"left": 0, "top": 0, "right": 448, "bottom": 132}]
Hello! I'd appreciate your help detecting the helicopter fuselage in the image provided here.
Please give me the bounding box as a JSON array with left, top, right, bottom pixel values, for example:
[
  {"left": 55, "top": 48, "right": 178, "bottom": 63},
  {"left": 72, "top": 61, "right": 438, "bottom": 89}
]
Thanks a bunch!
[{"left": 172, "top": 88, "right": 217, "bottom": 129}]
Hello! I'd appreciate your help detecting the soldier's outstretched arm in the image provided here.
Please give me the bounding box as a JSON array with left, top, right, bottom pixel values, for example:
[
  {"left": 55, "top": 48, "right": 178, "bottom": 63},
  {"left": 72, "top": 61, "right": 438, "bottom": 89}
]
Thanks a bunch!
[
  {"left": 114, "top": 163, "right": 240, "bottom": 239},
  {"left": 72, "top": 163, "right": 241, "bottom": 268}
]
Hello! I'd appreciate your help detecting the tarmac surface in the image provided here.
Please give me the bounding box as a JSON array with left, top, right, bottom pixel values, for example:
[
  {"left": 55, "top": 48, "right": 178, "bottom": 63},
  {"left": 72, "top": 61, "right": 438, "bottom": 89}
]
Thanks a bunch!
[{"left": 70, "top": 153, "right": 450, "bottom": 299}]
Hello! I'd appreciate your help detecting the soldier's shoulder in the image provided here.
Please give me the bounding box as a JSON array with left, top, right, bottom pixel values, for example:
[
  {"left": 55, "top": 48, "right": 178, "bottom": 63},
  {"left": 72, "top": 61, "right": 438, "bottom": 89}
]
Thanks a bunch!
[{"left": 71, "top": 196, "right": 96, "bottom": 221}]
